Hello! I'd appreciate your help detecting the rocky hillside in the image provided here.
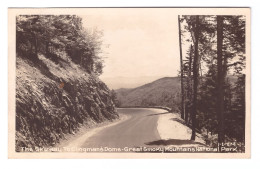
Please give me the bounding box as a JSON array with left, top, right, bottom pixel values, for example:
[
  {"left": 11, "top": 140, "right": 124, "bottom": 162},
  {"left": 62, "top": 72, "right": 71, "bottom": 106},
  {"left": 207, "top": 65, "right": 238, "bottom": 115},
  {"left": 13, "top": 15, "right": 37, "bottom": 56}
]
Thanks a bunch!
[
  {"left": 115, "top": 77, "right": 181, "bottom": 111},
  {"left": 15, "top": 15, "right": 119, "bottom": 151},
  {"left": 16, "top": 53, "right": 118, "bottom": 151}
]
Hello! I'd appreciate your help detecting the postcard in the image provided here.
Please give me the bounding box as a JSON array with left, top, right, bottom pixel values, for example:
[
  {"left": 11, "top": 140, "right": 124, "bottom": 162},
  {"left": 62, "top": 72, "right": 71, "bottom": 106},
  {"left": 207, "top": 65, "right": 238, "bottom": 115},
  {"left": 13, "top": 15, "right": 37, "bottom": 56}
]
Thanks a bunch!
[{"left": 8, "top": 8, "right": 251, "bottom": 158}]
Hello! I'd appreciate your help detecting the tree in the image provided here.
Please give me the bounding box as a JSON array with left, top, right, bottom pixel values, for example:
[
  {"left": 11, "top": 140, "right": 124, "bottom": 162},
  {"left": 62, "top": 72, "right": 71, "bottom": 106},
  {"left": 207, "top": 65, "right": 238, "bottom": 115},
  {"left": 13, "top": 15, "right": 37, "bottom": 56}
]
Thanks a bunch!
[
  {"left": 178, "top": 15, "right": 185, "bottom": 119},
  {"left": 110, "top": 90, "right": 120, "bottom": 107},
  {"left": 230, "top": 74, "right": 245, "bottom": 142},
  {"left": 180, "top": 15, "right": 246, "bottom": 147},
  {"left": 216, "top": 16, "right": 225, "bottom": 144},
  {"left": 182, "top": 15, "right": 215, "bottom": 140},
  {"left": 224, "top": 16, "right": 245, "bottom": 144},
  {"left": 183, "top": 44, "right": 193, "bottom": 124},
  {"left": 191, "top": 15, "right": 200, "bottom": 141},
  {"left": 16, "top": 15, "right": 104, "bottom": 75}
]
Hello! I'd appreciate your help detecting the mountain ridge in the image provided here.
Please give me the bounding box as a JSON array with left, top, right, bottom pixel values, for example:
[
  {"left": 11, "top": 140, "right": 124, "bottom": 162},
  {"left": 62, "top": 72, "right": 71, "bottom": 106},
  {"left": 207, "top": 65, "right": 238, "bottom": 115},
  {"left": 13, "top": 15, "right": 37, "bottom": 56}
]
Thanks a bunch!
[
  {"left": 114, "top": 75, "right": 237, "bottom": 110},
  {"left": 100, "top": 76, "right": 169, "bottom": 89},
  {"left": 115, "top": 76, "right": 181, "bottom": 112}
]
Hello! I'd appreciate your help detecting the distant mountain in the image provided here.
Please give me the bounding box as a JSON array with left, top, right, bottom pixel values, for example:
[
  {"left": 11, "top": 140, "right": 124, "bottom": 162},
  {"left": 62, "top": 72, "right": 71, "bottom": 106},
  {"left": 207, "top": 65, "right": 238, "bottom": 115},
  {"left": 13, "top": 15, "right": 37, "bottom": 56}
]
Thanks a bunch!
[
  {"left": 115, "top": 77, "right": 181, "bottom": 111},
  {"left": 100, "top": 76, "right": 166, "bottom": 89},
  {"left": 114, "top": 75, "right": 238, "bottom": 111}
]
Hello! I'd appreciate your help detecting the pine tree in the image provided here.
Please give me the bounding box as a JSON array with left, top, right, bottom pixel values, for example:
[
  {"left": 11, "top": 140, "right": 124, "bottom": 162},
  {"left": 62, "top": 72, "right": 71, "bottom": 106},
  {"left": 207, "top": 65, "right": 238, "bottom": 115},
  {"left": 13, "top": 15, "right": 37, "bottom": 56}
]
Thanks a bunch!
[
  {"left": 178, "top": 15, "right": 185, "bottom": 119},
  {"left": 191, "top": 15, "right": 200, "bottom": 141}
]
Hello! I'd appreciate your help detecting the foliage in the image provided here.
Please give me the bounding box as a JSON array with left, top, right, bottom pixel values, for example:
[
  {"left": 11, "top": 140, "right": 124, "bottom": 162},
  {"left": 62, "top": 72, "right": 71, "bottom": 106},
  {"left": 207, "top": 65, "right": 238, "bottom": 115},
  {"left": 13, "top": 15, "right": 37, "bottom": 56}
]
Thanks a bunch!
[
  {"left": 110, "top": 90, "right": 121, "bottom": 107},
  {"left": 180, "top": 15, "right": 246, "bottom": 146},
  {"left": 15, "top": 15, "right": 117, "bottom": 151},
  {"left": 16, "top": 15, "right": 104, "bottom": 74}
]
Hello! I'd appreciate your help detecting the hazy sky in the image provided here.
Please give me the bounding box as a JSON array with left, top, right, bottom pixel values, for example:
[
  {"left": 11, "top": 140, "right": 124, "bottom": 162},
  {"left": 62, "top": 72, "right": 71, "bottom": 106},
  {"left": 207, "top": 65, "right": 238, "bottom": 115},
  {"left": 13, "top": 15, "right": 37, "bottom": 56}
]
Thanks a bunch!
[{"left": 81, "top": 9, "right": 184, "bottom": 79}]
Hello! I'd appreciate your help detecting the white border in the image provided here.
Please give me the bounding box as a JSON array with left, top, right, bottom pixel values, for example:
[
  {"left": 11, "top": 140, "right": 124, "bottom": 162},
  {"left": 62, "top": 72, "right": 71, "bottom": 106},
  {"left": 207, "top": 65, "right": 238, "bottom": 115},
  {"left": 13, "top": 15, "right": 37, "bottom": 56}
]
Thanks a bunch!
[
  {"left": 1, "top": 0, "right": 260, "bottom": 169},
  {"left": 8, "top": 7, "right": 251, "bottom": 159}
]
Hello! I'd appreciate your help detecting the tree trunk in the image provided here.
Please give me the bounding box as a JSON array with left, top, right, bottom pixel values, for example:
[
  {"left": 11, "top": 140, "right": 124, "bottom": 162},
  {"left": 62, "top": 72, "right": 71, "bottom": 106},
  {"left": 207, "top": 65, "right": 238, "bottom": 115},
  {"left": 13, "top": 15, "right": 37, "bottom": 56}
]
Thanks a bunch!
[
  {"left": 178, "top": 15, "right": 185, "bottom": 119},
  {"left": 186, "top": 44, "right": 193, "bottom": 123},
  {"left": 191, "top": 16, "right": 199, "bottom": 141},
  {"left": 217, "top": 16, "right": 224, "bottom": 145}
]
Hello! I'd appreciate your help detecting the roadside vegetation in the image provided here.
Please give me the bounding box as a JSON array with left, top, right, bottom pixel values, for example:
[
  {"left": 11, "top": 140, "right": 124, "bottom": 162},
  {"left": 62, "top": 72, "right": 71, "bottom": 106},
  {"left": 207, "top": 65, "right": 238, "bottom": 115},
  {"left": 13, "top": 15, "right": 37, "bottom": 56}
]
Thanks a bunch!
[
  {"left": 16, "top": 15, "right": 118, "bottom": 151},
  {"left": 116, "top": 15, "right": 246, "bottom": 152}
]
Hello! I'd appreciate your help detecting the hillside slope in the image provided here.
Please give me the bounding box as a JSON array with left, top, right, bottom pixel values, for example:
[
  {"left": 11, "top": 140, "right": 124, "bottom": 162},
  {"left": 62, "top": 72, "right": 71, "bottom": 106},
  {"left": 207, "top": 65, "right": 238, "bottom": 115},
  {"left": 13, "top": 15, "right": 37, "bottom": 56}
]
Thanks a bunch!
[
  {"left": 16, "top": 53, "right": 118, "bottom": 151},
  {"left": 115, "top": 75, "right": 237, "bottom": 112},
  {"left": 115, "top": 77, "right": 181, "bottom": 111}
]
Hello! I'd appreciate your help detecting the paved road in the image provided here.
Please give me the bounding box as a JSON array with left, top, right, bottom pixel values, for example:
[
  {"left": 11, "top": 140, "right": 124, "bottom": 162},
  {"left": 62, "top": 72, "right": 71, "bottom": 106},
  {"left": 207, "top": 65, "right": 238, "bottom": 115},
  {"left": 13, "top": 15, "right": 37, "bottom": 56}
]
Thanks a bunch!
[{"left": 82, "top": 108, "right": 168, "bottom": 150}]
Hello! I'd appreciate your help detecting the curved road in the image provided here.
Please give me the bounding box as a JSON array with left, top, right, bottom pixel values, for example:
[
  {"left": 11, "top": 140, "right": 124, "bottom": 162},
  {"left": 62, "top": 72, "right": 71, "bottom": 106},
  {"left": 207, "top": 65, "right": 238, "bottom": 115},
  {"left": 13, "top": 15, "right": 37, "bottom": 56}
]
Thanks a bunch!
[{"left": 82, "top": 108, "right": 168, "bottom": 150}]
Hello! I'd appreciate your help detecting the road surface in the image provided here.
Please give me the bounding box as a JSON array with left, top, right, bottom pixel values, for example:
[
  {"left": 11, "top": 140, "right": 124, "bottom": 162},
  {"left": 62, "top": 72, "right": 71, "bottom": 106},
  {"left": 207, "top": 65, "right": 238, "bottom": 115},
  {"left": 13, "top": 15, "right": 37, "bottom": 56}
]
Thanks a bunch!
[{"left": 81, "top": 108, "right": 168, "bottom": 150}]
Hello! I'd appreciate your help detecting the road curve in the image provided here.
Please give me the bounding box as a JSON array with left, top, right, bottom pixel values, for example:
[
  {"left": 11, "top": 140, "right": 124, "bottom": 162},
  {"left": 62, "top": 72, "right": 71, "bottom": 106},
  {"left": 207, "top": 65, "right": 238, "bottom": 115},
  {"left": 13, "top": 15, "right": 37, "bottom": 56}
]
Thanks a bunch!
[{"left": 82, "top": 108, "right": 168, "bottom": 149}]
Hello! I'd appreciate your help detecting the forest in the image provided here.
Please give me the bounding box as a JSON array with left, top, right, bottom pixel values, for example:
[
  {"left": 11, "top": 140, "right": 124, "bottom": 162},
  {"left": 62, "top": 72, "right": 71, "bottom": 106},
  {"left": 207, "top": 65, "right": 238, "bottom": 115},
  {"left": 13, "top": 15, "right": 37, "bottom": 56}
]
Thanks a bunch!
[
  {"left": 16, "top": 15, "right": 104, "bottom": 75},
  {"left": 178, "top": 15, "right": 246, "bottom": 149}
]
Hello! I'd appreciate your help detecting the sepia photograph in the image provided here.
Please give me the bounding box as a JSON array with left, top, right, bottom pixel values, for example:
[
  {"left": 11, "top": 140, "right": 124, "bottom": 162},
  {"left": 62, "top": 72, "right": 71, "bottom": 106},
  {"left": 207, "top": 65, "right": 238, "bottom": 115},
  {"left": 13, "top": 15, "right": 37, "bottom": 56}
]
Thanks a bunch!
[{"left": 8, "top": 8, "right": 251, "bottom": 158}]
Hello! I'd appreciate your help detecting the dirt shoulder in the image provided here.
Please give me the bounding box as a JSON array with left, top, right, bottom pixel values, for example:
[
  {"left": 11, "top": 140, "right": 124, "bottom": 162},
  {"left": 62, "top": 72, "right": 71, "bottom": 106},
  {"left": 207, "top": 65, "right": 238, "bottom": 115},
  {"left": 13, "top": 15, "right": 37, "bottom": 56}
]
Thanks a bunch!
[{"left": 157, "top": 112, "right": 206, "bottom": 148}]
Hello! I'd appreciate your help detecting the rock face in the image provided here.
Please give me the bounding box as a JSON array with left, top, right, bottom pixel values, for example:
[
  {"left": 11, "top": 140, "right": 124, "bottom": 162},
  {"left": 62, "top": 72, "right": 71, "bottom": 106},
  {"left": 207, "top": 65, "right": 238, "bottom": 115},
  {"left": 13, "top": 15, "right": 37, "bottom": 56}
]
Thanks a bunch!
[{"left": 15, "top": 54, "right": 118, "bottom": 151}]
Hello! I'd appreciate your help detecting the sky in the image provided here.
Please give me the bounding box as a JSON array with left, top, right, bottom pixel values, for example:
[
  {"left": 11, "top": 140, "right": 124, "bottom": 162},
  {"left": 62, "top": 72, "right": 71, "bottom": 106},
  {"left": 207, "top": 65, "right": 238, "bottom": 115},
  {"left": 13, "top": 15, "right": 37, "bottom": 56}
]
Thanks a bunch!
[{"left": 80, "top": 9, "right": 190, "bottom": 88}]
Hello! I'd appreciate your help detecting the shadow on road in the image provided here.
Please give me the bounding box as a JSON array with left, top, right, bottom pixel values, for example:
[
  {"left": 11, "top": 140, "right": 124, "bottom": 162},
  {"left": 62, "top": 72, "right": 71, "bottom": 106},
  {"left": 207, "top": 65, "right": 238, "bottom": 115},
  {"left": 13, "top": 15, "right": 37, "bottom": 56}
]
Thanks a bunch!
[{"left": 145, "top": 139, "right": 205, "bottom": 146}]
